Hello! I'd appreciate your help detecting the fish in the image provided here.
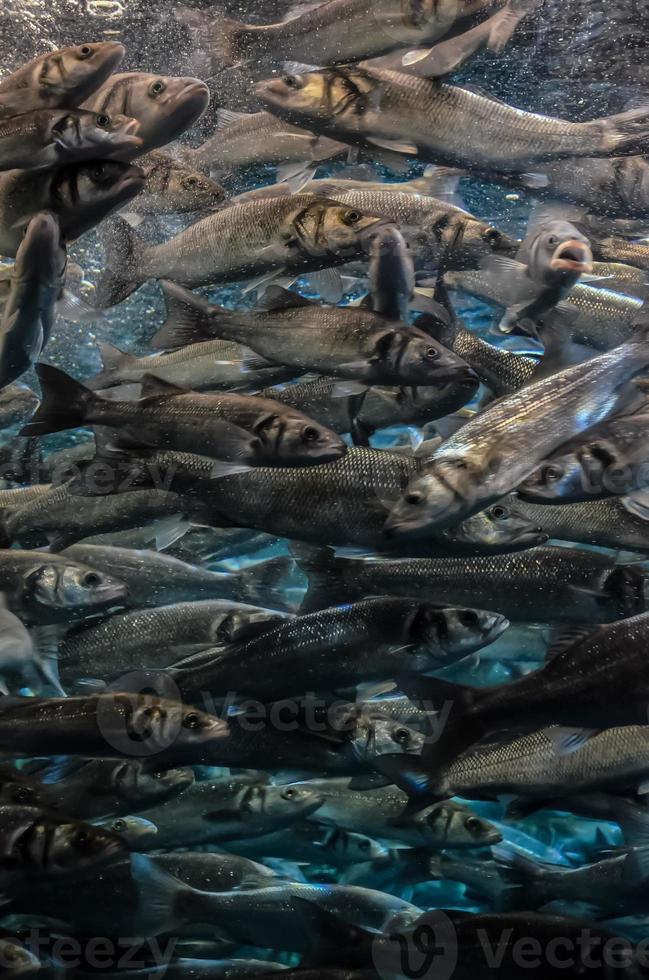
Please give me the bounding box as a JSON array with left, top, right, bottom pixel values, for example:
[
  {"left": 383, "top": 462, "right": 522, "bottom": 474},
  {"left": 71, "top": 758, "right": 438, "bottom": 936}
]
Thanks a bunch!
[
  {"left": 592, "top": 233, "right": 649, "bottom": 273},
  {"left": 400, "top": 610, "right": 649, "bottom": 768},
  {"left": 170, "top": 597, "right": 507, "bottom": 702},
  {"left": 0, "top": 212, "right": 66, "bottom": 390},
  {"left": 23, "top": 364, "right": 262, "bottom": 465},
  {"left": 150, "top": 283, "right": 475, "bottom": 387},
  {"left": 0, "top": 159, "right": 146, "bottom": 258},
  {"left": 518, "top": 412, "right": 649, "bottom": 503},
  {"left": 93, "top": 814, "right": 159, "bottom": 848},
  {"left": 0, "top": 549, "right": 128, "bottom": 624},
  {"left": 29, "top": 757, "right": 194, "bottom": 819},
  {"left": 257, "top": 67, "right": 649, "bottom": 171},
  {"left": 377, "top": 724, "right": 649, "bottom": 810},
  {"left": 0, "top": 594, "right": 61, "bottom": 694},
  {"left": 385, "top": 325, "right": 649, "bottom": 535},
  {"left": 179, "top": 0, "right": 493, "bottom": 74},
  {"left": 368, "top": 224, "right": 414, "bottom": 322},
  {"left": 0, "top": 42, "right": 125, "bottom": 116},
  {"left": 0, "top": 384, "right": 38, "bottom": 428},
  {"left": 294, "top": 543, "right": 649, "bottom": 624},
  {"left": 181, "top": 108, "right": 347, "bottom": 180},
  {"left": 61, "top": 543, "right": 294, "bottom": 611},
  {"left": 513, "top": 495, "right": 649, "bottom": 554},
  {"left": 76, "top": 444, "right": 544, "bottom": 555},
  {"left": 88, "top": 337, "right": 296, "bottom": 393},
  {"left": 0, "top": 108, "right": 141, "bottom": 172},
  {"left": 123, "top": 150, "right": 226, "bottom": 217},
  {"left": 0, "top": 804, "right": 126, "bottom": 889},
  {"left": 0, "top": 939, "right": 39, "bottom": 976},
  {"left": 0, "top": 693, "right": 228, "bottom": 764},
  {"left": 131, "top": 776, "right": 324, "bottom": 849},
  {"left": 94, "top": 196, "right": 393, "bottom": 306},
  {"left": 81, "top": 73, "right": 210, "bottom": 158},
  {"left": 57, "top": 600, "right": 291, "bottom": 685},
  {"left": 146, "top": 849, "right": 283, "bottom": 891},
  {"left": 294, "top": 776, "right": 501, "bottom": 849},
  {"left": 223, "top": 821, "right": 390, "bottom": 867},
  {"left": 447, "top": 266, "right": 646, "bottom": 351},
  {"left": 258, "top": 373, "right": 478, "bottom": 445}
]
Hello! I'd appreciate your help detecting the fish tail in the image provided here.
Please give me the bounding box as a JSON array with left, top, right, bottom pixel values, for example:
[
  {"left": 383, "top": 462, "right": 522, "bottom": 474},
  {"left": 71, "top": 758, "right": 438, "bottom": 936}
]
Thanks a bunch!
[
  {"left": 21, "top": 364, "right": 95, "bottom": 437},
  {"left": 491, "top": 844, "right": 550, "bottom": 911},
  {"left": 372, "top": 753, "right": 446, "bottom": 810},
  {"left": 151, "top": 281, "right": 216, "bottom": 349},
  {"left": 597, "top": 103, "right": 649, "bottom": 156},
  {"left": 95, "top": 216, "right": 146, "bottom": 308},
  {"left": 238, "top": 555, "right": 299, "bottom": 612},
  {"left": 290, "top": 543, "right": 345, "bottom": 612},
  {"left": 87, "top": 341, "right": 137, "bottom": 390},
  {"left": 175, "top": 6, "right": 253, "bottom": 70}
]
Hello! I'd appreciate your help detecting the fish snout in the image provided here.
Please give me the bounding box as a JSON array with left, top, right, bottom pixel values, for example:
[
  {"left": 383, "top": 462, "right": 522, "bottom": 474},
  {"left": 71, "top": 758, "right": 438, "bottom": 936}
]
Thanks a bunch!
[{"left": 550, "top": 239, "right": 593, "bottom": 274}]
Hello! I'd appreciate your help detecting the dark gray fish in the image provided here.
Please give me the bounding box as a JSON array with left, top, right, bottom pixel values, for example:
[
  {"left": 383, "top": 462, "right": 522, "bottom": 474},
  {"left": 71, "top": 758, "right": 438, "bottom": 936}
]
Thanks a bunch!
[
  {"left": 146, "top": 850, "right": 281, "bottom": 891},
  {"left": 150, "top": 283, "right": 475, "bottom": 387},
  {"left": 0, "top": 212, "right": 66, "bottom": 390},
  {"left": 294, "top": 543, "right": 649, "bottom": 624},
  {"left": 0, "top": 160, "right": 146, "bottom": 258},
  {"left": 0, "top": 42, "right": 125, "bottom": 116},
  {"left": 223, "top": 820, "right": 390, "bottom": 867},
  {"left": 513, "top": 495, "right": 649, "bottom": 554},
  {"left": 125, "top": 150, "right": 226, "bottom": 216},
  {"left": 170, "top": 597, "right": 507, "bottom": 702},
  {"left": 94, "top": 197, "right": 393, "bottom": 307},
  {"left": 368, "top": 224, "right": 415, "bottom": 321},
  {"left": 257, "top": 67, "right": 649, "bottom": 170},
  {"left": 81, "top": 73, "right": 209, "bottom": 158},
  {"left": 0, "top": 109, "right": 141, "bottom": 172}
]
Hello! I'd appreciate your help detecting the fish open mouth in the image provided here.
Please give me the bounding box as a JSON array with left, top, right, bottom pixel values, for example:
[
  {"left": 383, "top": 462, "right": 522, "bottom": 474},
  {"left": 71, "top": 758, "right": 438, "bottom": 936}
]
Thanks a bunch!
[{"left": 549, "top": 239, "right": 593, "bottom": 274}]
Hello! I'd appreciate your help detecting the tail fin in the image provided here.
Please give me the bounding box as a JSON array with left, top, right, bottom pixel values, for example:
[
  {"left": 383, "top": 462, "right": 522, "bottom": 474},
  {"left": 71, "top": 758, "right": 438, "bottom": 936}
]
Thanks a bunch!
[
  {"left": 372, "top": 753, "right": 444, "bottom": 812},
  {"left": 95, "top": 217, "right": 146, "bottom": 308},
  {"left": 598, "top": 104, "right": 649, "bottom": 156},
  {"left": 491, "top": 843, "right": 550, "bottom": 911},
  {"left": 175, "top": 6, "right": 252, "bottom": 71},
  {"left": 397, "top": 673, "right": 485, "bottom": 769},
  {"left": 21, "top": 365, "right": 94, "bottom": 437},
  {"left": 151, "top": 281, "right": 216, "bottom": 349},
  {"left": 290, "top": 543, "right": 345, "bottom": 612},
  {"left": 87, "top": 341, "right": 137, "bottom": 390},
  {"left": 237, "top": 555, "right": 299, "bottom": 613}
]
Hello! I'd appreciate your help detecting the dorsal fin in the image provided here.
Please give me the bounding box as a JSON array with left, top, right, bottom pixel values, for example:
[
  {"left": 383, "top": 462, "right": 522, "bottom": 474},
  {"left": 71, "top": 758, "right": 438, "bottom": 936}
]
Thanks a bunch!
[{"left": 257, "top": 286, "right": 315, "bottom": 312}]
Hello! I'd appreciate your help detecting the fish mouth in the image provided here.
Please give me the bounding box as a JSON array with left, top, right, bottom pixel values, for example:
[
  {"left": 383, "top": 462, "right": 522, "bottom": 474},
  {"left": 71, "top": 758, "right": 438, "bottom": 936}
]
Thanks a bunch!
[
  {"left": 549, "top": 239, "right": 593, "bottom": 274},
  {"left": 254, "top": 79, "right": 287, "bottom": 100}
]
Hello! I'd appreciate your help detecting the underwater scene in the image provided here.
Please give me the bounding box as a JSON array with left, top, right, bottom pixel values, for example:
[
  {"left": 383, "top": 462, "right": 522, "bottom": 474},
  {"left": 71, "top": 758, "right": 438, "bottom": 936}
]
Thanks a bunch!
[{"left": 4, "top": 0, "right": 649, "bottom": 977}]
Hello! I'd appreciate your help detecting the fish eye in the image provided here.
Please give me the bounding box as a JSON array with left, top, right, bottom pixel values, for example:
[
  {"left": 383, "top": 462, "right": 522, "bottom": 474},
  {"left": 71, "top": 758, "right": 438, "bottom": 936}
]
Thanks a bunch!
[
  {"left": 112, "top": 819, "right": 126, "bottom": 832},
  {"left": 342, "top": 209, "right": 362, "bottom": 226},
  {"left": 449, "top": 459, "right": 468, "bottom": 469},
  {"left": 393, "top": 727, "right": 411, "bottom": 744},
  {"left": 183, "top": 712, "right": 201, "bottom": 730},
  {"left": 185, "top": 176, "right": 198, "bottom": 187},
  {"left": 302, "top": 425, "right": 320, "bottom": 442},
  {"left": 482, "top": 227, "right": 501, "bottom": 245},
  {"left": 13, "top": 786, "right": 32, "bottom": 804},
  {"left": 490, "top": 505, "right": 509, "bottom": 520},
  {"left": 282, "top": 74, "right": 300, "bottom": 88},
  {"left": 359, "top": 839, "right": 370, "bottom": 851},
  {"left": 547, "top": 235, "right": 558, "bottom": 246},
  {"left": 281, "top": 787, "right": 297, "bottom": 799},
  {"left": 424, "top": 346, "right": 439, "bottom": 360},
  {"left": 405, "top": 490, "right": 424, "bottom": 506},
  {"left": 82, "top": 571, "right": 101, "bottom": 588},
  {"left": 79, "top": 45, "right": 93, "bottom": 58},
  {"left": 459, "top": 610, "right": 479, "bottom": 627},
  {"left": 3, "top": 950, "right": 16, "bottom": 963},
  {"left": 465, "top": 816, "right": 483, "bottom": 834},
  {"left": 75, "top": 830, "right": 91, "bottom": 849},
  {"left": 95, "top": 114, "right": 111, "bottom": 128},
  {"left": 546, "top": 465, "right": 562, "bottom": 481},
  {"left": 150, "top": 80, "right": 166, "bottom": 95}
]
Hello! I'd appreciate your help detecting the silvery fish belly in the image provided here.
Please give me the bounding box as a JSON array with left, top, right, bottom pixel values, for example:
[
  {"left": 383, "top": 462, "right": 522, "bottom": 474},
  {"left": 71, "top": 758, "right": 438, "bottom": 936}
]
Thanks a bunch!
[{"left": 3, "top": 2, "right": 649, "bottom": 977}]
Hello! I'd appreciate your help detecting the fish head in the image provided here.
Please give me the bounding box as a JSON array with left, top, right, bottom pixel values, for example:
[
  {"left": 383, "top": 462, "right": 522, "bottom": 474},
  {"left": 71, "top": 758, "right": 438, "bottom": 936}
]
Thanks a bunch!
[
  {"left": 159, "top": 165, "right": 226, "bottom": 213},
  {"left": 56, "top": 160, "right": 146, "bottom": 238},
  {"left": 9, "top": 42, "right": 125, "bottom": 113},
  {"left": 254, "top": 410, "right": 347, "bottom": 465},
  {"left": 426, "top": 802, "right": 502, "bottom": 848},
  {"left": 258, "top": 783, "right": 325, "bottom": 820},
  {"left": 25, "top": 561, "right": 128, "bottom": 612},
  {"left": 256, "top": 68, "right": 379, "bottom": 132},
  {"left": 122, "top": 695, "right": 229, "bottom": 755},
  {"left": 517, "top": 452, "right": 586, "bottom": 502},
  {"left": 526, "top": 219, "right": 593, "bottom": 285},
  {"left": 0, "top": 940, "right": 41, "bottom": 977},
  {"left": 409, "top": 603, "right": 508, "bottom": 657},
  {"left": 385, "top": 327, "right": 478, "bottom": 386},
  {"left": 618, "top": 156, "right": 649, "bottom": 209},
  {"left": 46, "top": 818, "right": 127, "bottom": 872},
  {"left": 454, "top": 495, "right": 548, "bottom": 549},
  {"left": 604, "top": 565, "right": 649, "bottom": 620},
  {"left": 101, "top": 815, "right": 158, "bottom": 847},
  {"left": 287, "top": 196, "right": 393, "bottom": 259},
  {"left": 384, "top": 457, "right": 484, "bottom": 536},
  {"left": 101, "top": 74, "right": 209, "bottom": 153},
  {"left": 61, "top": 109, "right": 142, "bottom": 156},
  {"left": 116, "top": 759, "right": 195, "bottom": 803},
  {"left": 0, "top": 779, "right": 50, "bottom": 809},
  {"left": 359, "top": 716, "right": 425, "bottom": 760},
  {"left": 430, "top": 213, "right": 518, "bottom": 269},
  {"left": 337, "top": 830, "right": 390, "bottom": 863},
  {"left": 14, "top": 211, "right": 66, "bottom": 283}
]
